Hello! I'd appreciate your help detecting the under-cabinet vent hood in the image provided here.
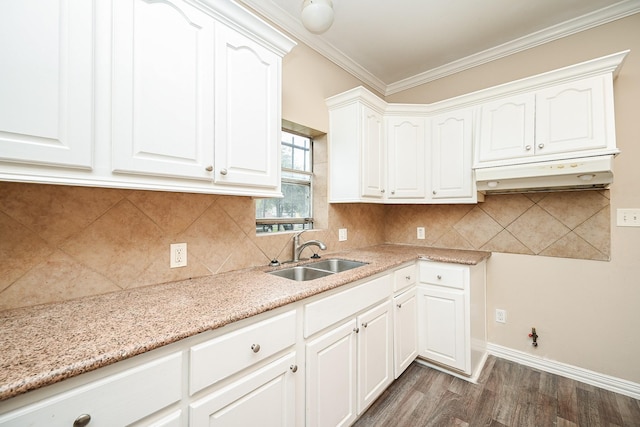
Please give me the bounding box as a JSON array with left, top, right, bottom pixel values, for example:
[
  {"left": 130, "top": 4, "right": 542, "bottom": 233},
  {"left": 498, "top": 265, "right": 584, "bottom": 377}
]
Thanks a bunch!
[{"left": 475, "top": 155, "right": 615, "bottom": 194}]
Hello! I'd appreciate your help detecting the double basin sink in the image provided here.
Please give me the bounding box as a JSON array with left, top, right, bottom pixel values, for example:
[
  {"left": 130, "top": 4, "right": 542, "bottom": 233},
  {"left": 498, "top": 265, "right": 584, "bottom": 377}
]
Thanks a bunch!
[{"left": 269, "top": 258, "right": 367, "bottom": 281}]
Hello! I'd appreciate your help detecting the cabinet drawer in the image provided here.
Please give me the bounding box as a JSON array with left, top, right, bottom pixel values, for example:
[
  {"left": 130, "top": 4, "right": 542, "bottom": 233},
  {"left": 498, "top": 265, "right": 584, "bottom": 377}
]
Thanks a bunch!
[
  {"left": 419, "top": 262, "right": 465, "bottom": 289},
  {"left": 190, "top": 310, "right": 296, "bottom": 394},
  {"left": 393, "top": 263, "right": 416, "bottom": 292},
  {"left": 304, "top": 274, "right": 392, "bottom": 338},
  {"left": 0, "top": 353, "right": 182, "bottom": 427}
]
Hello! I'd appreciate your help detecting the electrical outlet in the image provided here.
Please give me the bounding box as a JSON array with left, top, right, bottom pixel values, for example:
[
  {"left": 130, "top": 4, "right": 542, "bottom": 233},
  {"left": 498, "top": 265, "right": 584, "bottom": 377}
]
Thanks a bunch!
[
  {"left": 495, "top": 309, "right": 506, "bottom": 323},
  {"left": 338, "top": 228, "right": 348, "bottom": 241},
  {"left": 617, "top": 209, "right": 640, "bottom": 227},
  {"left": 417, "top": 227, "right": 425, "bottom": 240},
  {"left": 170, "top": 243, "right": 187, "bottom": 268}
]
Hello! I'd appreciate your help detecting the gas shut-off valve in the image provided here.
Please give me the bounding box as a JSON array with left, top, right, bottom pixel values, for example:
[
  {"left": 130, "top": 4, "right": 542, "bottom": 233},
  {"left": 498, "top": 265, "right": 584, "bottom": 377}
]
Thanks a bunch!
[{"left": 528, "top": 327, "right": 539, "bottom": 347}]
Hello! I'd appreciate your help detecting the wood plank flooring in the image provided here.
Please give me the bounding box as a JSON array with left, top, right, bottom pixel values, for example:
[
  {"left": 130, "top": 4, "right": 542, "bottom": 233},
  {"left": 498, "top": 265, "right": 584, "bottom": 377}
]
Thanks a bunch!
[{"left": 354, "top": 356, "right": 640, "bottom": 426}]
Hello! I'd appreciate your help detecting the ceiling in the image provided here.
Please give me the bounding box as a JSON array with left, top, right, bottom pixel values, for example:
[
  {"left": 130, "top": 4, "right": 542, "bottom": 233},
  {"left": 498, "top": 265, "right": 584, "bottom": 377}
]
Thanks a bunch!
[{"left": 238, "top": 0, "right": 640, "bottom": 95}]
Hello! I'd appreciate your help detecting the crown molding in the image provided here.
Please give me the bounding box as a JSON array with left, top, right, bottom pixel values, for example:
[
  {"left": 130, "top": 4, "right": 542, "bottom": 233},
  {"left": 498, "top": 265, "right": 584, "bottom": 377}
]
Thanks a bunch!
[
  {"left": 385, "top": 0, "right": 640, "bottom": 95},
  {"left": 239, "top": 0, "right": 640, "bottom": 97}
]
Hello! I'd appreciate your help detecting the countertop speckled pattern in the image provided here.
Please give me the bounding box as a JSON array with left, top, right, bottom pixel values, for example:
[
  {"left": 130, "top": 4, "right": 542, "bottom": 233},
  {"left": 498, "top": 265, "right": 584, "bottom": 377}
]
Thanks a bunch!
[{"left": 0, "top": 244, "right": 490, "bottom": 401}]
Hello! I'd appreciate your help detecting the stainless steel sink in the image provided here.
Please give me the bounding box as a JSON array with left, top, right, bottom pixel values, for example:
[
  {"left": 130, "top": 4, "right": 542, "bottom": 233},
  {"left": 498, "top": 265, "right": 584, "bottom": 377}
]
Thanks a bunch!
[
  {"left": 304, "top": 258, "right": 367, "bottom": 273},
  {"left": 269, "top": 266, "right": 334, "bottom": 281},
  {"left": 268, "top": 258, "right": 367, "bottom": 281}
]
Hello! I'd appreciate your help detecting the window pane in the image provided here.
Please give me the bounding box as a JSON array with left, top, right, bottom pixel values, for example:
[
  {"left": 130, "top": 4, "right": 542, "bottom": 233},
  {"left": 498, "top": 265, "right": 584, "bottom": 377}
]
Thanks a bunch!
[
  {"left": 256, "top": 182, "right": 310, "bottom": 219},
  {"left": 281, "top": 132, "right": 311, "bottom": 172}
]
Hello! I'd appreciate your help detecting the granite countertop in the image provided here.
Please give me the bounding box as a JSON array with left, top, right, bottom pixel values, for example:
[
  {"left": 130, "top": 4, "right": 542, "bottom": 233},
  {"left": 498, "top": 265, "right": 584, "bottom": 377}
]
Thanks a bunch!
[{"left": 0, "top": 244, "right": 490, "bottom": 401}]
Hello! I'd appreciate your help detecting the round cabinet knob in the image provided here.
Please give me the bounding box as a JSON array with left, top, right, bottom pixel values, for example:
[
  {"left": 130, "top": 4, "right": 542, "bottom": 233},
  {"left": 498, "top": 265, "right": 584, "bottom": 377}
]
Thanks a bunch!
[
  {"left": 525, "top": 145, "right": 532, "bottom": 151},
  {"left": 432, "top": 190, "right": 437, "bottom": 195},
  {"left": 362, "top": 322, "right": 368, "bottom": 328},
  {"left": 437, "top": 274, "right": 442, "bottom": 280},
  {"left": 405, "top": 275, "right": 411, "bottom": 281},
  {"left": 391, "top": 190, "right": 395, "bottom": 195},
  {"left": 353, "top": 327, "right": 360, "bottom": 334},
  {"left": 538, "top": 143, "right": 545, "bottom": 149},
  {"left": 205, "top": 165, "right": 213, "bottom": 172},
  {"left": 397, "top": 303, "right": 402, "bottom": 309},
  {"left": 381, "top": 189, "right": 385, "bottom": 193},
  {"left": 251, "top": 344, "right": 261, "bottom": 353},
  {"left": 73, "top": 414, "right": 92, "bottom": 427},
  {"left": 290, "top": 364, "right": 298, "bottom": 373},
  {"left": 220, "top": 168, "right": 228, "bottom": 175}
]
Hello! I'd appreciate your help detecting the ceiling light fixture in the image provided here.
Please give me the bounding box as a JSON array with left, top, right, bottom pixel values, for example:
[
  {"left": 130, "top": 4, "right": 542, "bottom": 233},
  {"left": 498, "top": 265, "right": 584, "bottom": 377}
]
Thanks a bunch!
[{"left": 301, "top": 0, "right": 334, "bottom": 34}]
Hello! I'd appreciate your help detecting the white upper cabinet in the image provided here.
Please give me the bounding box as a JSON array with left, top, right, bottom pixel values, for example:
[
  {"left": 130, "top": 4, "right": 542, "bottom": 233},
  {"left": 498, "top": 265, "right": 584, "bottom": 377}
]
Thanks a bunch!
[
  {"left": 478, "top": 93, "right": 536, "bottom": 163},
  {"left": 535, "top": 74, "right": 611, "bottom": 156},
  {"left": 361, "top": 106, "right": 386, "bottom": 199},
  {"left": 0, "top": 0, "right": 94, "bottom": 169},
  {"left": 0, "top": 0, "right": 295, "bottom": 196},
  {"left": 213, "top": 23, "right": 282, "bottom": 189},
  {"left": 429, "top": 108, "right": 474, "bottom": 200},
  {"left": 111, "top": 0, "right": 215, "bottom": 181},
  {"left": 386, "top": 116, "right": 426, "bottom": 199}
]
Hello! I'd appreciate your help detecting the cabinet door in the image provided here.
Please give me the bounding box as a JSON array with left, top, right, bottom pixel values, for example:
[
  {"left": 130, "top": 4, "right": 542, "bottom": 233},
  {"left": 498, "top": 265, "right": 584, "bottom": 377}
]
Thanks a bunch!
[
  {"left": 430, "top": 109, "right": 474, "bottom": 199},
  {"left": 190, "top": 353, "right": 297, "bottom": 427},
  {"left": 536, "top": 75, "right": 609, "bottom": 155},
  {"left": 418, "top": 286, "right": 467, "bottom": 372},
  {"left": 357, "top": 300, "right": 393, "bottom": 413},
  {"left": 0, "top": 353, "right": 182, "bottom": 427},
  {"left": 361, "top": 106, "right": 386, "bottom": 199},
  {"left": 387, "top": 117, "right": 426, "bottom": 199},
  {"left": 0, "top": 0, "right": 93, "bottom": 169},
  {"left": 306, "top": 320, "right": 358, "bottom": 427},
  {"left": 111, "top": 0, "right": 215, "bottom": 181},
  {"left": 478, "top": 93, "right": 535, "bottom": 162},
  {"left": 393, "top": 288, "right": 418, "bottom": 378},
  {"left": 214, "top": 24, "right": 281, "bottom": 189}
]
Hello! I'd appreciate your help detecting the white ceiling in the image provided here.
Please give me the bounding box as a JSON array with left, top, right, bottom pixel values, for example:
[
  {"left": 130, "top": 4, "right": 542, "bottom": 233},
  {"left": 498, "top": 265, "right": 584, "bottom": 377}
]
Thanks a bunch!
[{"left": 239, "top": 0, "right": 640, "bottom": 95}]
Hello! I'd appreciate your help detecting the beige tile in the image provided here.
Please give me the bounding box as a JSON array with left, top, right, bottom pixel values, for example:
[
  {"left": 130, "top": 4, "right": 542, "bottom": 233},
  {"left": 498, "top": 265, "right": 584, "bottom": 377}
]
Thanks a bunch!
[
  {"left": 479, "top": 194, "right": 534, "bottom": 227},
  {"left": 180, "top": 203, "right": 248, "bottom": 273},
  {"left": 574, "top": 207, "right": 610, "bottom": 257},
  {"left": 0, "top": 212, "right": 55, "bottom": 292},
  {"left": 537, "top": 191, "right": 609, "bottom": 229},
  {"left": 0, "top": 251, "right": 119, "bottom": 310},
  {"left": 0, "top": 182, "right": 123, "bottom": 246},
  {"left": 126, "top": 244, "right": 213, "bottom": 289},
  {"left": 454, "top": 206, "right": 503, "bottom": 248},
  {"left": 506, "top": 205, "right": 570, "bottom": 254},
  {"left": 433, "top": 229, "right": 475, "bottom": 250},
  {"left": 61, "top": 200, "right": 166, "bottom": 287},
  {"left": 253, "top": 232, "right": 296, "bottom": 263},
  {"left": 540, "top": 232, "right": 608, "bottom": 261},
  {"left": 218, "top": 196, "right": 257, "bottom": 236},
  {"left": 480, "top": 230, "right": 534, "bottom": 255},
  {"left": 218, "top": 236, "right": 271, "bottom": 272},
  {"left": 126, "top": 190, "right": 215, "bottom": 236}
]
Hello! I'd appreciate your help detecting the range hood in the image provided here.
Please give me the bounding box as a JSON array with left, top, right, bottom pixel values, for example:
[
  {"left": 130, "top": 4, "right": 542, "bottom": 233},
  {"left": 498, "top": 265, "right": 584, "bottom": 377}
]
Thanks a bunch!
[{"left": 475, "top": 155, "right": 615, "bottom": 194}]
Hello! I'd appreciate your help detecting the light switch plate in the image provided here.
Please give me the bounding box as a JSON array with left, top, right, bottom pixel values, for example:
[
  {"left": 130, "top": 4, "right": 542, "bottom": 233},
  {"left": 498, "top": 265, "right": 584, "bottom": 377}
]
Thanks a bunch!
[{"left": 616, "top": 209, "right": 640, "bottom": 227}]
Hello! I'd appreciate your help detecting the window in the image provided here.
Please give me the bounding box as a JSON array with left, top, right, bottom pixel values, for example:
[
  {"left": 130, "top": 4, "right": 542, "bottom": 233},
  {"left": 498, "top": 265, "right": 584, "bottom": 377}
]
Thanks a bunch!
[{"left": 256, "top": 130, "right": 313, "bottom": 233}]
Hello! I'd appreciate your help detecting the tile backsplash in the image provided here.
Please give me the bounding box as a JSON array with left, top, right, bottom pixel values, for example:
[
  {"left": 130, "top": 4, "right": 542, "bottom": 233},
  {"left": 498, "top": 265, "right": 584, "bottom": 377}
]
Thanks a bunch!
[{"left": 0, "top": 182, "right": 609, "bottom": 310}]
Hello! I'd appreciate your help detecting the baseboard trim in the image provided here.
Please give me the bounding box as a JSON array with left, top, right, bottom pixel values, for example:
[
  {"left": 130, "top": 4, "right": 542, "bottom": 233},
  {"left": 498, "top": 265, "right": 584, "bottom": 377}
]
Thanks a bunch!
[{"left": 487, "top": 343, "right": 640, "bottom": 400}]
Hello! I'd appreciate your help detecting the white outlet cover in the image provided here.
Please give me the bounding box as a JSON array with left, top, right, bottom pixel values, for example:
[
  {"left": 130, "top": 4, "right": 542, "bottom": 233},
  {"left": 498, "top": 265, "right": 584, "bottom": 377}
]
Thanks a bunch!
[
  {"left": 170, "top": 243, "right": 187, "bottom": 268},
  {"left": 417, "top": 227, "right": 425, "bottom": 240},
  {"left": 338, "top": 228, "right": 348, "bottom": 241}
]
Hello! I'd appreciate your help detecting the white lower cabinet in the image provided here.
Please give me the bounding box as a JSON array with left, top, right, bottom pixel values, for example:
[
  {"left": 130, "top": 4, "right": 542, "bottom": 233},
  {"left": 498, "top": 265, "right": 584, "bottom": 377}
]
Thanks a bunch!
[
  {"left": 189, "top": 353, "right": 297, "bottom": 427},
  {"left": 417, "top": 261, "right": 487, "bottom": 380},
  {"left": 393, "top": 287, "right": 418, "bottom": 378},
  {"left": 306, "top": 299, "right": 393, "bottom": 427},
  {"left": 0, "top": 353, "right": 183, "bottom": 427}
]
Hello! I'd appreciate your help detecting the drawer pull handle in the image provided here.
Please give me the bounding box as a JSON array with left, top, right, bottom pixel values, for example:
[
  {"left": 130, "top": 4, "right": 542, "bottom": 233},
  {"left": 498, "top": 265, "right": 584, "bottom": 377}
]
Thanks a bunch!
[
  {"left": 362, "top": 322, "right": 368, "bottom": 328},
  {"left": 251, "top": 344, "right": 261, "bottom": 353},
  {"left": 73, "top": 414, "right": 91, "bottom": 427},
  {"left": 353, "top": 327, "right": 360, "bottom": 334},
  {"left": 405, "top": 275, "right": 411, "bottom": 281},
  {"left": 437, "top": 275, "right": 442, "bottom": 280},
  {"left": 290, "top": 364, "right": 298, "bottom": 373}
]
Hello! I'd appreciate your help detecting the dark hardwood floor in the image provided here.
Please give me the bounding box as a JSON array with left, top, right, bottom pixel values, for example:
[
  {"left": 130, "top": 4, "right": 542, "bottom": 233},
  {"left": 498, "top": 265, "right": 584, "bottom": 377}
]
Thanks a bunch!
[{"left": 354, "top": 356, "right": 640, "bottom": 427}]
